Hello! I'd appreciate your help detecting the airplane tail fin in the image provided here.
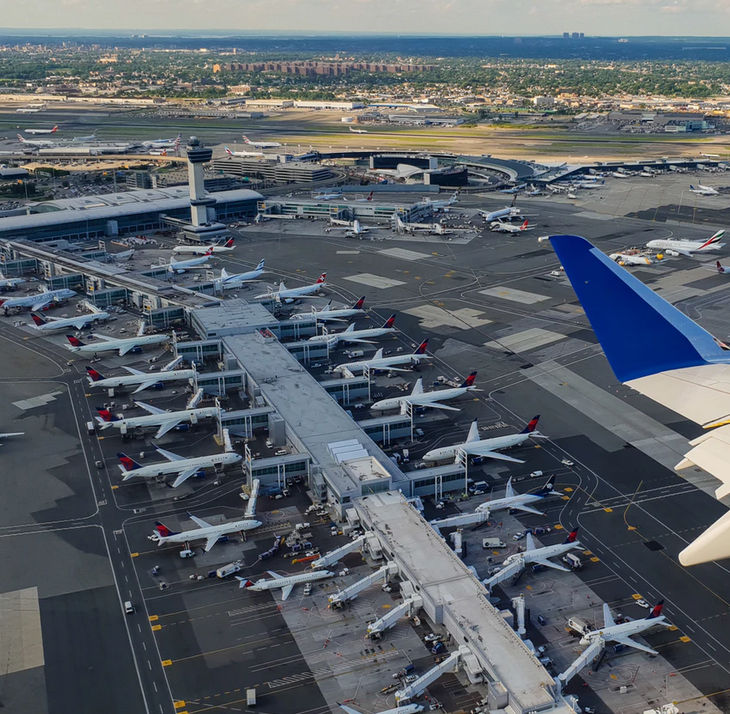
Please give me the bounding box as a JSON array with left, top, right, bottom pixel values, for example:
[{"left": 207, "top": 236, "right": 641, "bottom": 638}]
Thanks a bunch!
[
  {"left": 717, "top": 261, "right": 725, "bottom": 274},
  {"left": 700, "top": 229, "right": 725, "bottom": 250},
  {"left": 16, "top": 134, "right": 25, "bottom": 143},
  {"left": 154, "top": 521, "right": 178, "bottom": 537},
  {"left": 224, "top": 146, "right": 233, "bottom": 155},
  {"left": 647, "top": 599, "right": 665, "bottom": 619},
  {"left": 690, "top": 184, "right": 696, "bottom": 190},
  {"left": 51, "top": 125, "right": 58, "bottom": 133},
  {"left": 413, "top": 338, "right": 429, "bottom": 355},
  {"left": 353, "top": 296, "right": 365, "bottom": 310},
  {"left": 316, "top": 272, "right": 327, "bottom": 284},
  {"left": 564, "top": 527, "right": 579, "bottom": 544},
  {"left": 225, "top": 237, "right": 235, "bottom": 248},
  {"left": 521, "top": 415, "right": 540, "bottom": 434},
  {"left": 504, "top": 476, "right": 515, "bottom": 498},
  {"left": 255, "top": 259, "right": 265, "bottom": 271},
  {"left": 537, "top": 474, "right": 556, "bottom": 496},
  {"left": 66, "top": 334, "right": 85, "bottom": 347},
  {"left": 220, "top": 268, "right": 229, "bottom": 280},
  {"left": 30, "top": 312, "right": 47, "bottom": 326},
  {"left": 372, "top": 347, "right": 384, "bottom": 359},
  {"left": 466, "top": 419, "right": 480, "bottom": 443},
  {"left": 460, "top": 371, "right": 477, "bottom": 388},
  {"left": 603, "top": 603, "right": 616, "bottom": 629},
  {"left": 367, "top": 191, "right": 373, "bottom": 201},
  {"left": 411, "top": 378, "right": 424, "bottom": 396},
  {"left": 383, "top": 314, "right": 396, "bottom": 329},
  {"left": 117, "top": 452, "right": 142, "bottom": 472},
  {"left": 96, "top": 407, "right": 119, "bottom": 423},
  {"left": 520, "top": 219, "right": 529, "bottom": 230},
  {"left": 86, "top": 366, "right": 105, "bottom": 382}
]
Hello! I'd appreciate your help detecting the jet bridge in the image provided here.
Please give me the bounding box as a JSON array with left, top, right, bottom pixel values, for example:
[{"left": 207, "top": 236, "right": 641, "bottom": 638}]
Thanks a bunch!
[
  {"left": 367, "top": 594, "right": 422, "bottom": 639},
  {"left": 430, "top": 510, "right": 488, "bottom": 532},
  {"left": 244, "top": 478, "right": 260, "bottom": 519},
  {"left": 328, "top": 561, "right": 398, "bottom": 607},
  {"left": 395, "top": 646, "right": 469, "bottom": 703},
  {"left": 311, "top": 534, "right": 371, "bottom": 569},
  {"left": 556, "top": 640, "right": 604, "bottom": 690}
]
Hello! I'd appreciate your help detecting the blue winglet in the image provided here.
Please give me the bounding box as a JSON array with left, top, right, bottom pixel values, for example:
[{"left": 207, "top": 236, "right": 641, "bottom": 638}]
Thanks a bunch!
[{"left": 550, "top": 235, "right": 730, "bottom": 382}]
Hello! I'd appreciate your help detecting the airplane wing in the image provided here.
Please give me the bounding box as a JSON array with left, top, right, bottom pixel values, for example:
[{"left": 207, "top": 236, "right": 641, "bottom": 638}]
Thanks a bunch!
[
  {"left": 280, "top": 584, "right": 295, "bottom": 601},
  {"left": 462, "top": 445, "right": 525, "bottom": 463},
  {"left": 31, "top": 296, "right": 53, "bottom": 311},
  {"left": 484, "top": 559, "right": 524, "bottom": 588},
  {"left": 267, "top": 571, "right": 284, "bottom": 579},
  {"left": 190, "top": 515, "right": 213, "bottom": 529},
  {"left": 203, "top": 536, "right": 219, "bottom": 552},
  {"left": 155, "top": 446, "right": 185, "bottom": 462},
  {"left": 609, "top": 635, "right": 658, "bottom": 655},
  {"left": 422, "top": 401, "right": 461, "bottom": 412},
  {"left": 509, "top": 503, "right": 545, "bottom": 516},
  {"left": 122, "top": 366, "right": 145, "bottom": 376},
  {"left": 134, "top": 401, "right": 166, "bottom": 415},
  {"left": 338, "top": 706, "right": 361, "bottom": 714},
  {"left": 154, "top": 419, "right": 182, "bottom": 439},
  {"left": 118, "top": 341, "right": 141, "bottom": 357},
  {"left": 89, "top": 333, "right": 116, "bottom": 341},
  {"left": 69, "top": 317, "right": 93, "bottom": 330},
  {"left": 172, "top": 468, "right": 199, "bottom": 488},
  {"left": 131, "top": 380, "right": 159, "bottom": 394},
  {"left": 339, "top": 337, "right": 376, "bottom": 344},
  {"left": 527, "top": 556, "right": 570, "bottom": 572},
  {"left": 552, "top": 234, "right": 730, "bottom": 565}
]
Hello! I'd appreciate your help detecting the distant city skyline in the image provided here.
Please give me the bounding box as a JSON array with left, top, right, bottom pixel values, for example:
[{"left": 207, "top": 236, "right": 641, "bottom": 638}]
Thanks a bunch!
[{"left": 3, "top": 1, "right": 730, "bottom": 37}]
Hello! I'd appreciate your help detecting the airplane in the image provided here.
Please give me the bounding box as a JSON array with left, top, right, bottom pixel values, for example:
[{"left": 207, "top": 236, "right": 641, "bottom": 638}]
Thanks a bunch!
[
  {"left": 340, "top": 705, "right": 424, "bottom": 714},
  {"left": 308, "top": 315, "right": 396, "bottom": 346},
  {"left": 224, "top": 146, "right": 264, "bottom": 158},
  {"left": 85, "top": 356, "right": 195, "bottom": 394},
  {"left": 292, "top": 296, "right": 366, "bottom": 322},
  {"left": 0, "top": 288, "right": 75, "bottom": 314},
  {"left": 173, "top": 238, "right": 235, "bottom": 256},
  {"left": 30, "top": 305, "right": 110, "bottom": 332},
  {"left": 579, "top": 600, "right": 672, "bottom": 656},
  {"left": 314, "top": 190, "right": 343, "bottom": 200},
  {"left": 25, "top": 125, "right": 58, "bottom": 135},
  {"left": 255, "top": 273, "right": 327, "bottom": 302},
  {"left": 422, "top": 415, "right": 546, "bottom": 465},
  {"left": 65, "top": 322, "right": 171, "bottom": 357},
  {"left": 500, "top": 184, "right": 526, "bottom": 194},
  {"left": 0, "top": 432, "right": 24, "bottom": 444},
  {"left": 349, "top": 126, "right": 368, "bottom": 134},
  {"left": 96, "top": 396, "right": 221, "bottom": 439},
  {"left": 689, "top": 184, "right": 719, "bottom": 196},
  {"left": 479, "top": 206, "right": 522, "bottom": 222},
  {"left": 335, "top": 339, "right": 430, "bottom": 376},
  {"left": 149, "top": 486, "right": 261, "bottom": 551},
  {"left": 325, "top": 218, "right": 370, "bottom": 236},
  {"left": 611, "top": 170, "right": 632, "bottom": 179},
  {"left": 609, "top": 252, "right": 652, "bottom": 267},
  {"left": 16, "top": 108, "right": 41, "bottom": 113},
  {"left": 160, "top": 248, "right": 215, "bottom": 274},
  {"left": 392, "top": 213, "right": 449, "bottom": 235},
  {"left": 0, "top": 273, "right": 24, "bottom": 291},
  {"left": 214, "top": 260, "right": 266, "bottom": 290},
  {"left": 645, "top": 229, "right": 725, "bottom": 257},
  {"left": 524, "top": 184, "right": 543, "bottom": 197},
  {"left": 474, "top": 473, "right": 559, "bottom": 517},
  {"left": 370, "top": 372, "right": 478, "bottom": 413},
  {"left": 236, "top": 568, "right": 334, "bottom": 600},
  {"left": 242, "top": 134, "right": 281, "bottom": 149},
  {"left": 117, "top": 428, "right": 241, "bottom": 487},
  {"left": 16, "top": 133, "right": 55, "bottom": 147},
  {"left": 483, "top": 528, "right": 581, "bottom": 590},
  {"left": 490, "top": 219, "right": 533, "bottom": 234},
  {"left": 72, "top": 132, "right": 96, "bottom": 143},
  {"left": 142, "top": 134, "right": 181, "bottom": 149},
  {"left": 419, "top": 192, "right": 459, "bottom": 210},
  {"left": 109, "top": 249, "right": 135, "bottom": 262},
  {"left": 716, "top": 260, "right": 730, "bottom": 275}
]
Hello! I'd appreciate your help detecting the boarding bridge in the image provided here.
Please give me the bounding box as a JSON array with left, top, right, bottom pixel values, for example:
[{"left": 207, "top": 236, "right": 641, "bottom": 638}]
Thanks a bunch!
[
  {"left": 430, "top": 511, "right": 488, "bottom": 532},
  {"left": 311, "top": 534, "right": 370, "bottom": 569},
  {"left": 328, "top": 562, "right": 398, "bottom": 607},
  {"left": 244, "top": 478, "right": 260, "bottom": 519},
  {"left": 556, "top": 640, "right": 603, "bottom": 690},
  {"left": 483, "top": 561, "right": 524, "bottom": 591},
  {"left": 512, "top": 594, "right": 526, "bottom": 638},
  {"left": 395, "top": 646, "right": 469, "bottom": 703},
  {"left": 367, "top": 594, "right": 422, "bottom": 639}
]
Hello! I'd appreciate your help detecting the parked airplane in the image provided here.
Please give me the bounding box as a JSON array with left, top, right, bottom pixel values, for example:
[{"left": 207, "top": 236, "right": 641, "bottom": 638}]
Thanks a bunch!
[
  {"left": 479, "top": 206, "right": 522, "bottom": 222},
  {"left": 66, "top": 322, "right": 171, "bottom": 356},
  {"left": 161, "top": 248, "right": 215, "bottom": 274},
  {"left": 419, "top": 192, "right": 459, "bottom": 210},
  {"left": 118, "top": 428, "right": 241, "bottom": 487},
  {"left": 524, "top": 184, "right": 543, "bottom": 197},
  {"left": 422, "top": 416, "right": 545, "bottom": 464},
  {"left": 96, "top": 396, "right": 220, "bottom": 439},
  {"left": 237, "top": 568, "right": 334, "bottom": 600},
  {"left": 646, "top": 229, "right": 725, "bottom": 257},
  {"left": 474, "top": 474, "right": 559, "bottom": 517},
  {"left": 371, "top": 372, "right": 478, "bottom": 413},
  {"left": 325, "top": 218, "right": 370, "bottom": 236},
  {"left": 292, "top": 296, "right": 366, "bottom": 322},
  {"left": 109, "top": 249, "right": 135, "bottom": 262},
  {"left": 611, "top": 170, "right": 631, "bottom": 179},
  {"left": 173, "top": 238, "right": 235, "bottom": 256},
  {"left": 31, "top": 304, "right": 109, "bottom": 332},
  {"left": 215, "top": 260, "right": 266, "bottom": 290},
  {"left": 0, "top": 432, "right": 24, "bottom": 444},
  {"left": 609, "top": 252, "right": 652, "bottom": 266},
  {"left": 242, "top": 134, "right": 281, "bottom": 148},
  {"left": 0, "top": 273, "right": 24, "bottom": 290},
  {"left": 0, "top": 288, "right": 75, "bottom": 314},
  {"left": 17, "top": 133, "right": 55, "bottom": 147},
  {"left": 490, "top": 219, "right": 533, "bottom": 234},
  {"left": 86, "top": 356, "right": 195, "bottom": 394},
  {"left": 349, "top": 126, "right": 368, "bottom": 134},
  {"left": 224, "top": 146, "right": 264, "bottom": 158},
  {"left": 716, "top": 261, "right": 730, "bottom": 275},
  {"left": 314, "top": 190, "right": 343, "bottom": 200},
  {"left": 689, "top": 184, "right": 719, "bottom": 196},
  {"left": 483, "top": 528, "right": 581, "bottom": 590},
  {"left": 340, "top": 705, "right": 424, "bottom": 714},
  {"left": 72, "top": 132, "right": 96, "bottom": 143},
  {"left": 255, "top": 273, "right": 327, "bottom": 302},
  {"left": 335, "top": 339, "right": 430, "bottom": 376},
  {"left": 142, "top": 134, "right": 181, "bottom": 149},
  {"left": 500, "top": 184, "right": 526, "bottom": 194},
  {"left": 392, "top": 213, "right": 449, "bottom": 235},
  {"left": 25, "top": 125, "right": 58, "bottom": 135},
  {"left": 309, "top": 315, "right": 396, "bottom": 346}
]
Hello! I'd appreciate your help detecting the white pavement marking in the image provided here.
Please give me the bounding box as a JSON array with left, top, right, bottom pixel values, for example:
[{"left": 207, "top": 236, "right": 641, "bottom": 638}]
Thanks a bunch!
[
  {"left": 0, "top": 587, "right": 44, "bottom": 674},
  {"left": 344, "top": 273, "right": 406, "bottom": 289},
  {"left": 485, "top": 328, "right": 564, "bottom": 352},
  {"left": 336, "top": 250, "right": 360, "bottom": 255},
  {"left": 378, "top": 247, "right": 430, "bottom": 261},
  {"left": 12, "top": 390, "right": 64, "bottom": 410},
  {"left": 479, "top": 286, "right": 549, "bottom": 304},
  {"left": 404, "top": 304, "right": 492, "bottom": 330}
]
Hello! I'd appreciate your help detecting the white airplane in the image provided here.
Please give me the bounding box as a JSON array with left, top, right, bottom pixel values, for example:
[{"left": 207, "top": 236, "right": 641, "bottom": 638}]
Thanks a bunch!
[
  {"left": 17, "top": 133, "right": 54, "bottom": 147},
  {"left": 490, "top": 218, "right": 533, "bottom": 234},
  {"left": 483, "top": 529, "right": 581, "bottom": 590},
  {"left": 422, "top": 416, "right": 546, "bottom": 465},
  {"left": 326, "top": 218, "right": 369, "bottom": 236},
  {"left": 392, "top": 213, "right": 448, "bottom": 235},
  {"left": 292, "top": 296, "right": 366, "bottom": 322},
  {"left": 95, "top": 397, "right": 220, "bottom": 439},
  {"left": 340, "top": 705, "right": 424, "bottom": 714},
  {"left": 579, "top": 600, "right": 671, "bottom": 656},
  {"left": 335, "top": 339, "right": 430, "bottom": 376},
  {"left": 109, "top": 249, "right": 135, "bottom": 262},
  {"left": 0, "top": 273, "right": 24, "bottom": 291},
  {"left": 85, "top": 356, "right": 195, "bottom": 394},
  {"left": 255, "top": 272, "right": 327, "bottom": 302},
  {"left": 609, "top": 252, "right": 652, "bottom": 266},
  {"left": 242, "top": 134, "right": 281, "bottom": 149},
  {"left": 689, "top": 184, "right": 719, "bottom": 196},
  {"left": 309, "top": 314, "right": 396, "bottom": 346},
  {"left": 150, "top": 494, "right": 261, "bottom": 552},
  {"left": 611, "top": 171, "right": 631, "bottom": 179},
  {"left": 215, "top": 260, "right": 266, "bottom": 290},
  {"left": 117, "top": 428, "right": 241, "bottom": 487},
  {"left": 30, "top": 305, "right": 110, "bottom": 332},
  {"left": 224, "top": 146, "right": 264, "bottom": 158},
  {"left": 142, "top": 134, "right": 181, "bottom": 149},
  {"left": 65, "top": 322, "right": 171, "bottom": 357},
  {"left": 479, "top": 206, "right": 522, "bottom": 222},
  {"left": 420, "top": 192, "right": 459, "bottom": 210},
  {"left": 160, "top": 248, "right": 214, "bottom": 274},
  {"left": 474, "top": 474, "right": 559, "bottom": 517},
  {"left": 371, "top": 372, "right": 478, "bottom": 413},
  {"left": 25, "top": 125, "right": 58, "bottom": 135},
  {"left": 646, "top": 229, "right": 725, "bottom": 257},
  {"left": 237, "top": 569, "right": 334, "bottom": 600},
  {"left": 715, "top": 260, "right": 730, "bottom": 275},
  {"left": 0, "top": 288, "right": 75, "bottom": 313},
  {"left": 524, "top": 185, "right": 543, "bottom": 196},
  {"left": 72, "top": 132, "right": 96, "bottom": 143},
  {"left": 0, "top": 432, "right": 24, "bottom": 444},
  {"left": 314, "top": 190, "right": 343, "bottom": 200},
  {"left": 500, "top": 184, "right": 526, "bottom": 194},
  {"left": 349, "top": 126, "right": 368, "bottom": 134},
  {"left": 173, "top": 238, "right": 235, "bottom": 256}
]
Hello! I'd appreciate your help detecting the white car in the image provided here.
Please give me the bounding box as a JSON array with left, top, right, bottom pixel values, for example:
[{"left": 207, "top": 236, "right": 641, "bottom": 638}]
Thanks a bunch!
[{"left": 635, "top": 598, "right": 650, "bottom": 609}]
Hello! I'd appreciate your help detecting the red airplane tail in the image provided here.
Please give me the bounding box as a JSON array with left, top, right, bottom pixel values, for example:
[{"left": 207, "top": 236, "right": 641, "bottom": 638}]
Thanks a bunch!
[
  {"left": 352, "top": 296, "right": 365, "bottom": 309},
  {"left": 224, "top": 237, "right": 235, "bottom": 248},
  {"left": 564, "top": 528, "right": 579, "bottom": 543},
  {"left": 413, "top": 338, "right": 429, "bottom": 355},
  {"left": 647, "top": 600, "right": 665, "bottom": 619},
  {"left": 86, "top": 366, "right": 105, "bottom": 382},
  {"left": 117, "top": 453, "right": 141, "bottom": 471},
  {"left": 383, "top": 314, "right": 396, "bottom": 328},
  {"left": 154, "top": 521, "right": 178, "bottom": 537},
  {"left": 521, "top": 415, "right": 540, "bottom": 434},
  {"left": 316, "top": 272, "right": 327, "bottom": 284},
  {"left": 96, "top": 407, "right": 117, "bottom": 422},
  {"left": 460, "top": 371, "right": 477, "bottom": 388},
  {"left": 520, "top": 219, "right": 529, "bottom": 230},
  {"left": 66, "top": 334, "right": 85, "bottom": 347},
  {"left": 30, "top": 312, "right": 47, "bottom": 326}
]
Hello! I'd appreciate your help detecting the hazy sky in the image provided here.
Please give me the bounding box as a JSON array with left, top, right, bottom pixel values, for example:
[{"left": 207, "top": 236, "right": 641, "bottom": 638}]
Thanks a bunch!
[{"left": 5, "top": 0, "right": 730, "bottom": 36}]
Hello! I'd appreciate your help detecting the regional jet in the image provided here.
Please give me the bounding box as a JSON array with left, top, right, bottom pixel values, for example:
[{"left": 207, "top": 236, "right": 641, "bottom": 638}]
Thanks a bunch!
[
  {"left": 214, "top": 260, "right": 266, "bottom": 290},
  {"left": 66, "top": 322, "right": 171, "bottom": 356},
  {"left": 689, "top": 184, "right": 719, "bottom": 196},
  {"left": 86, "top": 356, "right": 195, "bottom": 394},
  {"left": 335, "top": 339, "right": 430, "bottom": 376},
  {"left": 370, "top": 372, "right": 478, "bottom": 413},
  {"left": 0, "top": 273, "right": 24, "bottom": 290},
  {"left": 237, "top": 569, "right": 334, "bottom": 600},
  {"left": 349, "top": 126, "right": 368, "bottom": 134},
  {"left": 31, "top": 304, "right": 110, "bottom": 332},
  {"left": 255, "top": 273, "right": 327, "bottom": 302},
  {"left": 473, "top": 474, "right": 559, "bottom": 517},
  {"left": 160, "top": 248, "right": 215, "bottom": 274}
]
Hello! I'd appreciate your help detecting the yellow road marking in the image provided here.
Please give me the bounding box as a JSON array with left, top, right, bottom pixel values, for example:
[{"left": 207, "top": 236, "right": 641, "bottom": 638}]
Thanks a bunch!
[
  {"left": 151, "top": 624, "right": 162, "bottom": 631},
  {"left": 604, "top": 507, "right": 613, "bottom": 513},
  {"left": 149, "top": 615, "right": 159, "bottom": 622},
  {"left": 162, "top": 659, "right": 172, "bottom": 667},
  {"left": 174, "top": 702, "right": 186, "bottom": 710},
  {"left": 130, "top": 552, "right": 139, "bottom": 557}
]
